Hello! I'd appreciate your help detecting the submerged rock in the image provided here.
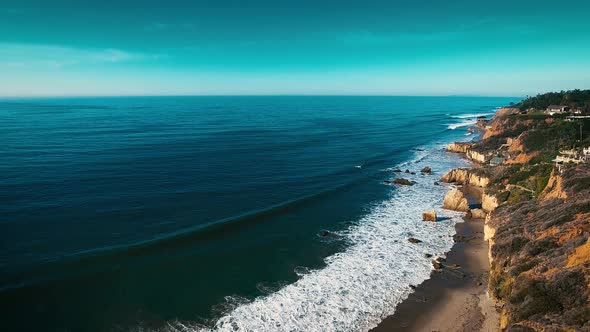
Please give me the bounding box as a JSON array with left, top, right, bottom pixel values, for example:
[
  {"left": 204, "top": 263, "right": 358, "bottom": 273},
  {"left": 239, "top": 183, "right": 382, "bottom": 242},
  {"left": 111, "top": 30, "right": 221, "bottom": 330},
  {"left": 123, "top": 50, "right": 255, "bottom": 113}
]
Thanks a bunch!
[
  {"left": 422, "top": 210, "right": 437, "bottom": 222},
  {"left": 405, "top": 169, "right": 410, "bottom": 173},
  {"left": 408, "top": 237, "right": 422, "bottom": 243},
  {"left": 393, "top": 178, "right": 413, "bottom": 185},
  {"left": 393, "top": 168, "right": 402, "bottom": 173},
  {"left": 432, "top": 260, "right": 443, "bottom": 269},
  {"left": 421, "top": 166, "right": 432, "bottom": 174}
]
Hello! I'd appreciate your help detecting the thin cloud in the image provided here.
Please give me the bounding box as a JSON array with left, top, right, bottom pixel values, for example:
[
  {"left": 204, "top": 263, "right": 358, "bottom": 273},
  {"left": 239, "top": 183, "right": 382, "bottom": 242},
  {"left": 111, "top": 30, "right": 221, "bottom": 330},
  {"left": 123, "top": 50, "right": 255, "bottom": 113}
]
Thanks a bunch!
[{"left": 0, "top": 43, "right": 159, "bottom": 69}]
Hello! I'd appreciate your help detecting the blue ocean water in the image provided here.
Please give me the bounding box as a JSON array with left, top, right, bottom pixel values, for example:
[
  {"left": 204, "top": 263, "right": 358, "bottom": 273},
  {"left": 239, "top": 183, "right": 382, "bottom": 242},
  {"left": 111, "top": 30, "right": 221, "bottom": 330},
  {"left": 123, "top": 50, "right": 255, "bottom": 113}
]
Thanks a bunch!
[{"left": 0, "top": 96, "right": 516, "bottom": 331}]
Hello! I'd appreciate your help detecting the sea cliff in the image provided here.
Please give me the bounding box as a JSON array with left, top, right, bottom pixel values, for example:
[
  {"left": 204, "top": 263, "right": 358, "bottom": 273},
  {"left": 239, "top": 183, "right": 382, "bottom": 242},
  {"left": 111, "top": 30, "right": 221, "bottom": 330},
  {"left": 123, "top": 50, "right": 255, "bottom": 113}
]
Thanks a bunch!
[{"left": 445, "top": 105, "right": 590, "bottom": 331}]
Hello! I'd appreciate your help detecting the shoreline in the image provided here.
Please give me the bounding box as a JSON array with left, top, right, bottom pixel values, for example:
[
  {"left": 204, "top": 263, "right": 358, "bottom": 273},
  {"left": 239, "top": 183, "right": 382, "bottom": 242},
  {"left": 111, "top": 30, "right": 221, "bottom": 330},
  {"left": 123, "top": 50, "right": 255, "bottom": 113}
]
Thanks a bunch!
[
  {"left": 371, "top": 212, "right": 499, "bottom": 331},
  {"left": 372, "top": 131, "right": 499, "bottom": 331}
]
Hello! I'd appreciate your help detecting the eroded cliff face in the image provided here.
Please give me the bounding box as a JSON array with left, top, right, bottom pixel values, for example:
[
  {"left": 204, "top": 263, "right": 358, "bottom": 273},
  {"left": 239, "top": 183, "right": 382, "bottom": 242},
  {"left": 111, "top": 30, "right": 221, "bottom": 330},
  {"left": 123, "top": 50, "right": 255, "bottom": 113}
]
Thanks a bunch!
[
  {"left": 540, "top": 169, "right": 567, "bottom": 201},
  {"left": 441, "top": 168, "right": 490, "bottom": 187},
  {"left": 482, "top": 192, "right": 499, "bottom": 212},
  {"left": 482, "top": 108, "right": 527, "bottom": 140},
  {"left": 466, "top": 149, "right": 488, "bottom": 163}
]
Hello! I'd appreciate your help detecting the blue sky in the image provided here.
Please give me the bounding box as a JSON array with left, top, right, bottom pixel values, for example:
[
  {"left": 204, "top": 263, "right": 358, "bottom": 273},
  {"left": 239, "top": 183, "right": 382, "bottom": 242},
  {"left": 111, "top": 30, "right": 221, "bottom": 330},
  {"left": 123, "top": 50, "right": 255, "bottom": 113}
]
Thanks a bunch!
[{"left": 1, "top": 0, "right": 589, "bottom": 97}]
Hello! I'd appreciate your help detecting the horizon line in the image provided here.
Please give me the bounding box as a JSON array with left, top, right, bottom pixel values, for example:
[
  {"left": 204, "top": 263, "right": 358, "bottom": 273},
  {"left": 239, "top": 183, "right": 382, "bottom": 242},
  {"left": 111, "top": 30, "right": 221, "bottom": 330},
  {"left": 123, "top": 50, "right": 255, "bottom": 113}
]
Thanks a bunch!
[{"left": 0, "top": 93, "right": 523, "bottom": 99}]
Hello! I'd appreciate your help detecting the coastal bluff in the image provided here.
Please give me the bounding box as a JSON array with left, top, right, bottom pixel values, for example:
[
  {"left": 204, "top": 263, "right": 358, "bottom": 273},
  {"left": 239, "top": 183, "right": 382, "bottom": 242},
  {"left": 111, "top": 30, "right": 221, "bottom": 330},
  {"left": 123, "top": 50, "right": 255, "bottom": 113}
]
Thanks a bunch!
[{"left": 453, "top": 96, "right": 590, "bottom": 331}]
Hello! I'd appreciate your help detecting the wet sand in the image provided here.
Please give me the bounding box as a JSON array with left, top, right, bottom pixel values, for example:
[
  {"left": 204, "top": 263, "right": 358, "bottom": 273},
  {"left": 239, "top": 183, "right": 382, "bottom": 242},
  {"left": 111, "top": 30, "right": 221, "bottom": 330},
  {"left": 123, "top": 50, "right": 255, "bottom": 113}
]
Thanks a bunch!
[{"left": 371, "top": 215, "right": 499, "bottom": 332}]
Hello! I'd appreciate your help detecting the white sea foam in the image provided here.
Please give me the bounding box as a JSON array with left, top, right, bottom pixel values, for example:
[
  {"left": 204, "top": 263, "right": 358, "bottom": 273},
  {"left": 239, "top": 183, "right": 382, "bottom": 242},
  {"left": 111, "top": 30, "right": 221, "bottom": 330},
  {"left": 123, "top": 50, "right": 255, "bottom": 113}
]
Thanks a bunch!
[
  {"left": 449, "top": 112, "right": 494, "bottom": 119},
  {"left": 179, "top": 146, "right": 469, "bottom": 332},
  {"left": 447, "top": 119, "right": 476, "bottom": 130}
]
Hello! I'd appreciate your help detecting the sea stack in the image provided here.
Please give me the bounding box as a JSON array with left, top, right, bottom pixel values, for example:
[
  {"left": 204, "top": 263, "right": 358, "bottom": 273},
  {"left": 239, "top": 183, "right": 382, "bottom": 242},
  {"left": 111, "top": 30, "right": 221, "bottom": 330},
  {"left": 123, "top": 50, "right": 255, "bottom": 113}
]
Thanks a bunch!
[
  {"left": 422, "top": 210, "right": 437, "bottom": 222},
  {"left": 442, "top": 189, "right": 469, "bottom": 212}
]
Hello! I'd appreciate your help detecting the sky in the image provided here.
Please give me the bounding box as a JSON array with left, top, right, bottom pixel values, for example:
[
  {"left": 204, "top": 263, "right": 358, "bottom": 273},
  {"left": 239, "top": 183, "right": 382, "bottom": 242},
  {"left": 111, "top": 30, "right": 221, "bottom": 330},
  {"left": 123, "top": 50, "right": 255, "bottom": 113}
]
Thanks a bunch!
[{"left": 1, "top": 0, "right": 590, "bottom": 97}]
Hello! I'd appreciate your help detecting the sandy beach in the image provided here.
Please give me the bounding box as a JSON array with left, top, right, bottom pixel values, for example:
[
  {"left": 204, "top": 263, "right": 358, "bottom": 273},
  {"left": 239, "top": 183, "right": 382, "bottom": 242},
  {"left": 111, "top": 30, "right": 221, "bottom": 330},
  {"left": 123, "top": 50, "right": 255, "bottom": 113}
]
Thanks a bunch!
[{"left": 372, "top": 210, "right": 499, "bottom": 331}]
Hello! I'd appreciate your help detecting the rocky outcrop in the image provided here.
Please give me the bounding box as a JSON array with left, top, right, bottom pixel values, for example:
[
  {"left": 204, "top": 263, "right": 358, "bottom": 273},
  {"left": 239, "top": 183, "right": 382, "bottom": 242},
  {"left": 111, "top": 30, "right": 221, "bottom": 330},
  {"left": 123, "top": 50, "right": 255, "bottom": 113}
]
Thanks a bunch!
[
  {"left": 393, "top": 178, "right": 413, "bottom": 185},
  {"left": 446, "top": 142, "right": 473, "bottom": 153},
  {"left": 422, "top": 210, "right": 437, "bottom": 222},
  {"left": 442, "top": 189, "right": 469, "bottom": 212},
  {"left": 441, "top": 168, "right": 470, "bottom": 183},
  {"left": 466, "top": 149, "right": 488, "bottom": 163},
  {"left": 441, "top": 168, "right": 490, "bottom": 187},
  {"left": 420, "top": 166, "right": 432, "bottom": 174},
  {"left": 484, "top": 213, "right": 496, "bottom": 264},
  {"left": 470, "top": 208, "right": 487, "bottom": 219},
  {"left": 482, "top": 192, "right": 499, "bottom": 212},
  {"left": 540, "top": 168, "right": 567, "bottom": 201}
]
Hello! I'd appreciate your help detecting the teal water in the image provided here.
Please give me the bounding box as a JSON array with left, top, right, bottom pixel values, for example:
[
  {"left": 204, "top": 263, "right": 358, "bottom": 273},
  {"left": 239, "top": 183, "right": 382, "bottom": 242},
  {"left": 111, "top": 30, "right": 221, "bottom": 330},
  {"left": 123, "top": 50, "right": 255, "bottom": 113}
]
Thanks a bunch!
[{"left": 0, "top": 96, "right": 517, "bottom": 331}]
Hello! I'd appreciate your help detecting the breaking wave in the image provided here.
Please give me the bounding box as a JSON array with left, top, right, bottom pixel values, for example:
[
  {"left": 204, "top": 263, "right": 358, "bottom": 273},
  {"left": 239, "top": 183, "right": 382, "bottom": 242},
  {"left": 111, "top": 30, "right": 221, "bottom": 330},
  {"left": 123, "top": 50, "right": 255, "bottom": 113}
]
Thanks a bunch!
[
  {"left": 176, "top": 145, "right": 470, "bottom": 332},
  {"left": 447, "top": 119, "right": 476, "bottom": 130}
]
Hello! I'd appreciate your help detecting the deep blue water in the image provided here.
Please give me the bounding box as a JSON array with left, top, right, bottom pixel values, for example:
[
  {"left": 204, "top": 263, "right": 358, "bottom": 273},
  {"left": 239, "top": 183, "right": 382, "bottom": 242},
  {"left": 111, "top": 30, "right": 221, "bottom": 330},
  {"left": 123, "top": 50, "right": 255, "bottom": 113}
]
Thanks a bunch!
[{"left": 0, "top": 96, "right": 517, "bottom": 331}]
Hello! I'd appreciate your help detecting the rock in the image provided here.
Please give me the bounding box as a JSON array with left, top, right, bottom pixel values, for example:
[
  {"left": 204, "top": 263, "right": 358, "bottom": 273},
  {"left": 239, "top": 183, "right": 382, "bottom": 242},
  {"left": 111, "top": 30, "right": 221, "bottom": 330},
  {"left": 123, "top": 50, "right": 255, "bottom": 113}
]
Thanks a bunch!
[
  {"left": 405, "top": 169, "right": 410, "bottom": 173},
  {"left": 319, "top": 230, "right": 330, "bottom": 237},
  {"left": 424, "top": 253, "right": 433, "bottom": 258},
  {"left": 432, "top": 260, "right": 443, "bottom": 269},
  {"left": 409, "top": 284, "right": 417, "bottom": 290},
  {"left": 393, "top": 178, "right": 413, "bottom": 185},
  {"left": 393, "top": 168, "right": 402, "bottom": 173},
  {"left": 470, "top": 208, "right": 487, "bottom": 219},
  {"left": 441, "top": 168, "right": 490, "bottom": 187},
  {"left": 436, "top": 257, "right": 446, "bottom": 262},
  {"left": 446, "top": 142, "right": 472, "bottom": 153},
  {"left": 421, "top": 166, "right": 432, "bottom": 174},
  {"left": 441, "top": 168, "right": 468, "bottom": 183},
  {"left": 465, "top": 209, "right": 472, "bottom": 218},
  {"left": 410, "top": 172, "right": 416, "bottom": 175},
  {"left": 466, "top": 149, "right": 488, "bottom": 163},
  {"left": 422, "top": 210, "right": 437, "bottom": 222},
  {"left": 482, "top": 192, "right": 499, "bottom": 212},
  {"left": 434, "top": 181, "right": 440, "bottom": 186},
  {"left": 442, "top": 189, "right": 470, "bottom": 212},
  {"left": 408, "top": 237, "right": 422, "bottom": 243}
]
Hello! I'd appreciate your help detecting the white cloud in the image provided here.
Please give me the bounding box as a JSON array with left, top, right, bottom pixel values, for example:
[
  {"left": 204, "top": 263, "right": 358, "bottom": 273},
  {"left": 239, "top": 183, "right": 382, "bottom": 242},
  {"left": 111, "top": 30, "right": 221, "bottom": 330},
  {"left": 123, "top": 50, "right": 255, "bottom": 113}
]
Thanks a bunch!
[{"left": 0, "top": 43, "right": 158, "bottom": 69}]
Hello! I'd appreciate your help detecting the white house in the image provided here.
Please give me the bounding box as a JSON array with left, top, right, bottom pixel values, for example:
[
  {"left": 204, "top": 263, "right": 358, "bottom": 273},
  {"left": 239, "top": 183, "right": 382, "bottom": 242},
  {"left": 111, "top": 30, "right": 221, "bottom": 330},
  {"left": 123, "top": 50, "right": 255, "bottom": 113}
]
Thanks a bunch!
[{"left": 545, "top": 105, "right": 569, "bottom": 115}]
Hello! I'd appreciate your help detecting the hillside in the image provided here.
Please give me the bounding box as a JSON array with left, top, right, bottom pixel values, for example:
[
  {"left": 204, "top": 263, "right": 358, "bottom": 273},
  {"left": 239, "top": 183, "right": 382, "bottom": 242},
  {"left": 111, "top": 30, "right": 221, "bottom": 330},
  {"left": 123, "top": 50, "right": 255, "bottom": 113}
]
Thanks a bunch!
[{"left": 516, "top": 89, "right": 590, "bottom": 112}]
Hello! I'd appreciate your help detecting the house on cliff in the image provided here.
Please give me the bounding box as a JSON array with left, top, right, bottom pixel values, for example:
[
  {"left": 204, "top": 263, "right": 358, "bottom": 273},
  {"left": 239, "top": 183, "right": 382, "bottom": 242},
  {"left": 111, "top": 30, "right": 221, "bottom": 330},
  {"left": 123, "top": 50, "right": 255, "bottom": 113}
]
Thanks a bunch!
[
  {"left": 554, "top": 149, "right": 586, "bottom": 171},
  {"left": 544, "top": 105, "right": 569, "bottom": 115}
]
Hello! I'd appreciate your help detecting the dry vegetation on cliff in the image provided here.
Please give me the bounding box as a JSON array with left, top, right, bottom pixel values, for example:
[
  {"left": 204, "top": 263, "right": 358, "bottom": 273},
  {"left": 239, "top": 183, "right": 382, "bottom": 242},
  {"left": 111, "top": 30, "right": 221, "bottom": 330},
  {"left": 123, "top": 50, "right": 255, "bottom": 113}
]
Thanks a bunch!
[{"left": 489, "top": 164, "right": 590, "bottom": 331}]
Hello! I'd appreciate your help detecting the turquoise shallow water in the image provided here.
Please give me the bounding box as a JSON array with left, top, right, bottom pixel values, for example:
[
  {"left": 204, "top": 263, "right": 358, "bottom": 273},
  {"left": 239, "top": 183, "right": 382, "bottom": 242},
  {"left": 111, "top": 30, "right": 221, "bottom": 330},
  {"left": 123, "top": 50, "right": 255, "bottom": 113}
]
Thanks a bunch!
[{"left": 0, "top": 96, "right": 516, "bottom": 331}]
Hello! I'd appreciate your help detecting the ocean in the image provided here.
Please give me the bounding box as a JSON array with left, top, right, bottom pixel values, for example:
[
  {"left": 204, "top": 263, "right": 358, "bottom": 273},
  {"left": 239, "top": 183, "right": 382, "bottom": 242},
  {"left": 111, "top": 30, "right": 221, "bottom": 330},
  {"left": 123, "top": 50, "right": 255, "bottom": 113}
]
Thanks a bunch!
[{"left": 0, "top": 96, "right": 516, "bottom": 331}]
